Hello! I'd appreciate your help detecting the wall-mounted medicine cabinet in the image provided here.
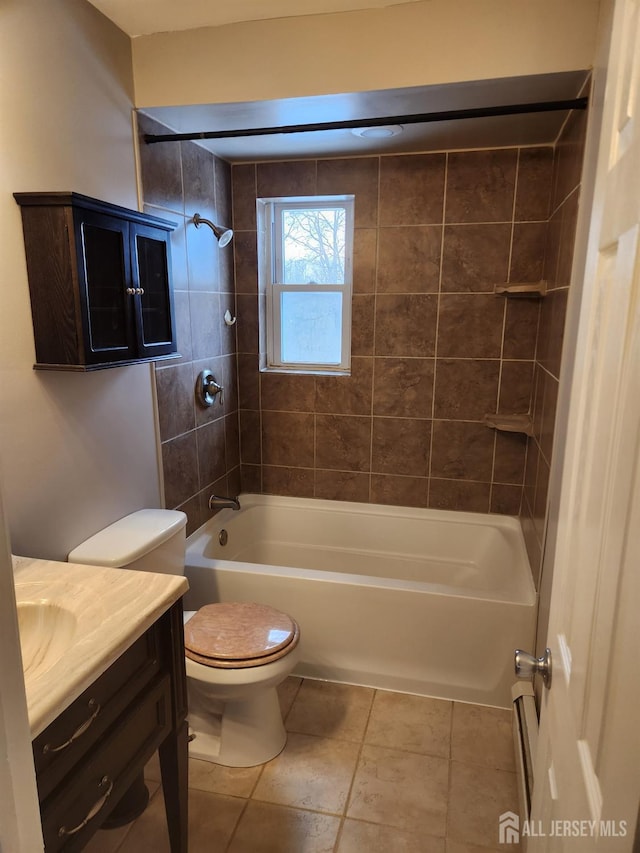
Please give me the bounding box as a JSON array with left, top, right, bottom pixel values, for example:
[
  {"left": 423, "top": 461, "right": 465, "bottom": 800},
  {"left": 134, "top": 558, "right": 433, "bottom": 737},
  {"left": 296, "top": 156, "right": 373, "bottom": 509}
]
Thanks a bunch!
[{"left": 14, "top": 192, "right": 178, "bottom": 371}]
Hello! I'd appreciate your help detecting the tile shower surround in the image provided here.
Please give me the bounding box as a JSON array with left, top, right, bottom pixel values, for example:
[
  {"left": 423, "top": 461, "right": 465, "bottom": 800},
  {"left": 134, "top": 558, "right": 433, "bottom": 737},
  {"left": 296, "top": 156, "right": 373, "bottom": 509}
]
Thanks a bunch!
[
  {"left": 137, "top": 113, "right": 241, "bottom": 535},
  {"left": 138, "top": 108, "right": 586, "bottom": 567},
  {"left": 520, "top": 105, "right": 588, "bottom": 586},
  {"left": 233, "top": 147, "right": 556, "bottom": 517}
]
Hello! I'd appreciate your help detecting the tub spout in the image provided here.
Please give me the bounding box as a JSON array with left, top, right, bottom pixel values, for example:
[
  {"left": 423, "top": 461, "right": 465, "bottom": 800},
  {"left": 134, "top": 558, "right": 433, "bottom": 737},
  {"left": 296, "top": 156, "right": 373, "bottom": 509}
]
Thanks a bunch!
[{"left": 208, "top": 494, "right": 241, "bottom": 512}]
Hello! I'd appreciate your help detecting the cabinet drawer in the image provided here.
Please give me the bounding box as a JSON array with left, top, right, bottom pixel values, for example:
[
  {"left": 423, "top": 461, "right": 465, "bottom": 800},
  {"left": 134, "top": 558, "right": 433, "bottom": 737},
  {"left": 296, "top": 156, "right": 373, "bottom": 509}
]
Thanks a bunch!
[
  {"left": 34, "top": 625, "right": 161, "bottom": 800},
  {"left": 40, "top": 675, "right": 171, "bottom": 853}
]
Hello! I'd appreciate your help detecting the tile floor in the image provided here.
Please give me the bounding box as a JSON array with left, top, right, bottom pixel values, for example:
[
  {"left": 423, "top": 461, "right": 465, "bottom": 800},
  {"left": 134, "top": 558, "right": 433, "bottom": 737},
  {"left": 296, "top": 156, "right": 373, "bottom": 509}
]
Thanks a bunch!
[{"left": 85, "top": 678, "right": 521, "bottom": 853}]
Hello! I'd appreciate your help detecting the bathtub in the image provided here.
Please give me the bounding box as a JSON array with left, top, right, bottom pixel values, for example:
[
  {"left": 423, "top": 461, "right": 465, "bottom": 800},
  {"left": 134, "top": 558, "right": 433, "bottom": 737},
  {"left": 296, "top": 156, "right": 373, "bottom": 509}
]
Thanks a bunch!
[{"left": 184, "top": 494, "right": 537, "bottom": 708}]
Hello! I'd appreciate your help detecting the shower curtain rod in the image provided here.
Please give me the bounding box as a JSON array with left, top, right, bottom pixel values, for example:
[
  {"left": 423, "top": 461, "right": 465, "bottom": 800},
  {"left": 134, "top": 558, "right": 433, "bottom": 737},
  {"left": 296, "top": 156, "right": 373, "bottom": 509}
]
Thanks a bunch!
[{"left": 143, "top": 97, "right": 588, "bottom": 144}]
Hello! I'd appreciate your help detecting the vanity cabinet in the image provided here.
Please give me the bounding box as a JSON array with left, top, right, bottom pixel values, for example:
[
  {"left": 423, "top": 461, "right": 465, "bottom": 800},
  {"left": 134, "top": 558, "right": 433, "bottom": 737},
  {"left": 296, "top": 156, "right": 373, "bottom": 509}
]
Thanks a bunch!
[
  {"left": 14, "top": 192, "right": 178, "bottom": 370},
  {"left": 33, "top": 601, "right": 188, "bottom": 852}
]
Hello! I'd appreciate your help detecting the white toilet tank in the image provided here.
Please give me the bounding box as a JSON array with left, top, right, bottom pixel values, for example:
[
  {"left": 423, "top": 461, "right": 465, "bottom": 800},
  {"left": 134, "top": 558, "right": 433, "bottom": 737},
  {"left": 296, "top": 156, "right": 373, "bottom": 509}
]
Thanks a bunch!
[{"left": 68, "top": 509, "right": 187, "bottom": 576}]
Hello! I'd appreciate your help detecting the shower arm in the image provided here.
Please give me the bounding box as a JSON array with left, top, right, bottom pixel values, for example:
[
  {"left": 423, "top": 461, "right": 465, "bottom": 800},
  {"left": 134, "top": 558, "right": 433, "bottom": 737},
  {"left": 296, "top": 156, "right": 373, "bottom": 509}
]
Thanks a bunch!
[{"left": 192, "top": 213, "right": 233, "bottom": 247}]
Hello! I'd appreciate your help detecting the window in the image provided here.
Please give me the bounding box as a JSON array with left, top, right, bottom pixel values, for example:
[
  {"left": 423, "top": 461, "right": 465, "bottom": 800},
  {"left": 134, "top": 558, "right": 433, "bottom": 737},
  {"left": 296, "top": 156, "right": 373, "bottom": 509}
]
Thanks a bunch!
[{"left": 258, "top": 195, "right": 354, "bottom": 373}]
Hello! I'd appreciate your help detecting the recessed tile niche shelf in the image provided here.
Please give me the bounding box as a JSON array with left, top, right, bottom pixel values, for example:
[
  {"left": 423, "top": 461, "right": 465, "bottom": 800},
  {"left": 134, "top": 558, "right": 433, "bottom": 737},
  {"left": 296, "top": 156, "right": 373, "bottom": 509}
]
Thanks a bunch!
[
  {"left": 14, "top": 192, "right": 178, "bottom": 371},
  {"left": 494, "top": 281, "right": 547, "bottom": 297},
  {"left": 483, "top": 413, "right": 535, "bottom": 437}
]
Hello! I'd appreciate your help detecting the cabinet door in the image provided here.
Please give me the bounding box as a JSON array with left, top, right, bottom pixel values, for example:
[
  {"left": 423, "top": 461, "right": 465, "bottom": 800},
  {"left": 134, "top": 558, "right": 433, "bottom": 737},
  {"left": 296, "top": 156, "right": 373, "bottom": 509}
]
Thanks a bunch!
[
  {"left": 130, "top": 223, "right": 177, "bottom": 359},
  {"left": 74, "top": 210, "right": 137, "bottom": 365}
]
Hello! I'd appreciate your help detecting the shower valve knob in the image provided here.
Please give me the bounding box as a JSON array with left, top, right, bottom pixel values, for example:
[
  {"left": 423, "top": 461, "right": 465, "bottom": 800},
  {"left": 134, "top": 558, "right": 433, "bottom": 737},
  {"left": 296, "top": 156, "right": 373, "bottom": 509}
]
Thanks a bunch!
[
  {"left": 197, "top": 369, "right": 224, "bottom": 407},
  {"left": 514, "top": 648, "right": 552, "bottom": 688}
]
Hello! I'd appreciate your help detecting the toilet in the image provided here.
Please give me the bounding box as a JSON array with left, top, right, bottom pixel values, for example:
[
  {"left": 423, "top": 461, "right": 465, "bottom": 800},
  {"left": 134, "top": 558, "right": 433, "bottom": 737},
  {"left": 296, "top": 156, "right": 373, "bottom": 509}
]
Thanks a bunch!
[{"left": 68, "top": 509, "right": 300, "bottom": 767}]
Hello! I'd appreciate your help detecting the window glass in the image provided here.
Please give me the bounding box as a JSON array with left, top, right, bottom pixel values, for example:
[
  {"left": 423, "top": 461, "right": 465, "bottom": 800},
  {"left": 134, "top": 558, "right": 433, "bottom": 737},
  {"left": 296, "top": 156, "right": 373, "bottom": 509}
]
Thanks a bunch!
[
  {"left": 280, "top": 291, "right": 343, "bottom": 364},
  {"left": 281, "top": 207, "right": 346, "bottom": 285}
]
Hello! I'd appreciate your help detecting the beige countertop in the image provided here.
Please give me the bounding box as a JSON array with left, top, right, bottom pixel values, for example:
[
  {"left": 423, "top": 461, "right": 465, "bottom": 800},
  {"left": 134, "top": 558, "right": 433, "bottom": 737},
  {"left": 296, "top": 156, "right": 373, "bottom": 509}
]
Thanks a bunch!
[{"left": 13, "top": 555, "right": 188, "bottom": 738}]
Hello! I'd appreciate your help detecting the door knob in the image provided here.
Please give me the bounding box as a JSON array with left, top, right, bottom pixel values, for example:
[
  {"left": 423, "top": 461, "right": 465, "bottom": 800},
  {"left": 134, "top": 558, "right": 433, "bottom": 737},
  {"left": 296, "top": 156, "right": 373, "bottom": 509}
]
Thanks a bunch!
[{"left": 514, "top": 647, "right": 552, "bottom": 688}]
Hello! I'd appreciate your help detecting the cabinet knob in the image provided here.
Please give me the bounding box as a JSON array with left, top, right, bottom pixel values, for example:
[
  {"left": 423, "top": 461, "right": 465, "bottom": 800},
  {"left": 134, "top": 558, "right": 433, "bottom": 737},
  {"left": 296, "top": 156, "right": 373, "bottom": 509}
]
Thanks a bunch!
[
  {"left": 126, "top": 287, "right": 135, "bottom": 295},
  {"left": 135, "top": 287, "right": 145, "bottom": 295}
]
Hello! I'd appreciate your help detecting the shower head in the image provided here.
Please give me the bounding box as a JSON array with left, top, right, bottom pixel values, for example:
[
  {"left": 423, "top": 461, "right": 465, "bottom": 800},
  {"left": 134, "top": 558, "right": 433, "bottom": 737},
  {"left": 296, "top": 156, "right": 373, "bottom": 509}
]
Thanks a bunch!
[{"left": 192, "top": 213, "right": 234, "bottom": 247}]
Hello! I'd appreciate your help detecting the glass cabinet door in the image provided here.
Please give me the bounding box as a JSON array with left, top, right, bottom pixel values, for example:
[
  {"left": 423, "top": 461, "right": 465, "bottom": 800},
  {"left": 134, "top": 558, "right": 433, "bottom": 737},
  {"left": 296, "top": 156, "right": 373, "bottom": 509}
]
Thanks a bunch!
[
  {"left": 77, "top": 211, "right": 136, "bottom": 363},
  {"left": 131, "top": 223, "right": 176, "bottom": 358}
]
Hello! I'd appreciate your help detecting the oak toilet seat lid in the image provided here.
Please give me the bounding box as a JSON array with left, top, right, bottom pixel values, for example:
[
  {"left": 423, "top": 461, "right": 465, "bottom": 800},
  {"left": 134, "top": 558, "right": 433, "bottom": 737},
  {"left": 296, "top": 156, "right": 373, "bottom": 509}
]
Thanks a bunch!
[{"left": 184, "top": 602, "right": 299, "bottom": 669}]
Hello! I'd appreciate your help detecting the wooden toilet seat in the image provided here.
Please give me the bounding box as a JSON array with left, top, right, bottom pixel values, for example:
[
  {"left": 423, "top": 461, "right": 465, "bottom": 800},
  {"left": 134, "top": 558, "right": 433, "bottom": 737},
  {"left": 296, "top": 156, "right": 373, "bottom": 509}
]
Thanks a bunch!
[{"left": 184, "top": 602, "right": 300, "bottom": 669}]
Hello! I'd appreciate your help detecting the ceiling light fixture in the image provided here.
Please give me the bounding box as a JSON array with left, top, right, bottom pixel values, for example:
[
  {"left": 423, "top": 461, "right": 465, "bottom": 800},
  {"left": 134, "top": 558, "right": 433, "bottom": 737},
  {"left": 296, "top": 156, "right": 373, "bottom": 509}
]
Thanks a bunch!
[{"left": 351, "top": 125, "right": 404, "bottom": 139}]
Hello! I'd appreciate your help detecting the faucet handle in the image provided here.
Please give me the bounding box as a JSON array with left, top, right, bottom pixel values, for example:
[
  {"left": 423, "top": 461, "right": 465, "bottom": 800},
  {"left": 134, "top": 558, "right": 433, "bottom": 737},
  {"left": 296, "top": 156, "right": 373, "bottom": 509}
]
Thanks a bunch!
[
  {"left": 197, "top": 370, "right": 224, "bottom": 407},
  {"left": 210, "top": 378, "right": 224, "bottom": 406}
]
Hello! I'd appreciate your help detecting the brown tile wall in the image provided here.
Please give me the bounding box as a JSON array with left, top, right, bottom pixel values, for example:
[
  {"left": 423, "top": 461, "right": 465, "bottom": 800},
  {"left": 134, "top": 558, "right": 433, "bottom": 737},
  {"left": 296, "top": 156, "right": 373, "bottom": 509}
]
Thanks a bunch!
[
  {"left": 520, "top": 105, "right": 589, "bottom": 586},
  {"left": 135, "top": 111, "right": 586, "bottom": 542},
  {"left": 233, "top": 147, "right": 555, "bottom": 513},
  {"left": 137, "top": 114, "right": 240, "bottom": 535}
]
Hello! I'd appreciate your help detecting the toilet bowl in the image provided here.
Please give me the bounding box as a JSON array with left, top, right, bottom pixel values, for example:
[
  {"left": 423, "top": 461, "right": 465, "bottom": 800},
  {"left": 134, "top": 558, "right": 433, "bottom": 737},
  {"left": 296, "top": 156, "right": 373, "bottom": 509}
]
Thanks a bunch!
[
  {"left": 68, "top": 509, "right": 300, "bottom": 767},
  {"left": 184, "top": 603, "right": 300, "bottom": 766}
]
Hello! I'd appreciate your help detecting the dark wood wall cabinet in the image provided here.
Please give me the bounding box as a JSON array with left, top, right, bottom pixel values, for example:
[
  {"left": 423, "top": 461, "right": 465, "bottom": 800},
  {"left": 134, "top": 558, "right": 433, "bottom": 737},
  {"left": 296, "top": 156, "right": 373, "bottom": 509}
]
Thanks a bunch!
[
  {"left": 14, "top": 192, "right": 178, "bottom": 371},
  {"left": 33, "top": 601, "right": 188, "bottom": 852}
]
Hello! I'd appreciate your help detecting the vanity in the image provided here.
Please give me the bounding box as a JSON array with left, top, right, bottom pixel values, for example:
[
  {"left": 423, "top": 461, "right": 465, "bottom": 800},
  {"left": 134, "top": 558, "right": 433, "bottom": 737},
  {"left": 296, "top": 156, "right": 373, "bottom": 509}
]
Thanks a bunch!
[{"left": 14, "top": 556, "right": 189, "bottom": 852}]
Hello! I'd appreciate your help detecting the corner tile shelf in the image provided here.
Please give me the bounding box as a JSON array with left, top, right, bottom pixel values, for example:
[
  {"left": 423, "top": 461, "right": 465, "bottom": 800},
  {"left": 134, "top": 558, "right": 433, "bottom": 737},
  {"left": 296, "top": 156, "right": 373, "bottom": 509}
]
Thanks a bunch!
[
  {"left": 494, "top": 281, "right": 547, "bottom": 297},
  {"left": 483, "top": 413, "right": 534, "bottom": 437}
]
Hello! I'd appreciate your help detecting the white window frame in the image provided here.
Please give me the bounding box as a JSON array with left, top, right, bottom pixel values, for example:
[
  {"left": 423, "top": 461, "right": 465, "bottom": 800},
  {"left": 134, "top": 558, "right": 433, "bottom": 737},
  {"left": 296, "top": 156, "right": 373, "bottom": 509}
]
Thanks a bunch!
[{"left": 258, "top": 195, "right": 354, "bottom": 374}]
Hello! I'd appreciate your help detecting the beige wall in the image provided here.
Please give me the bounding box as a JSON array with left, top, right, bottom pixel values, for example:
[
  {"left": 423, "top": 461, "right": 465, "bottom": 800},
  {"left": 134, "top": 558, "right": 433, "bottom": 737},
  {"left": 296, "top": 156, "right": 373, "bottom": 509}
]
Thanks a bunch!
[
  {"left": 0, "top": 0, "right": 161, "bottom": 560},
  {"left": 132, "top": 0, "right": 600, "bottom": 108}
]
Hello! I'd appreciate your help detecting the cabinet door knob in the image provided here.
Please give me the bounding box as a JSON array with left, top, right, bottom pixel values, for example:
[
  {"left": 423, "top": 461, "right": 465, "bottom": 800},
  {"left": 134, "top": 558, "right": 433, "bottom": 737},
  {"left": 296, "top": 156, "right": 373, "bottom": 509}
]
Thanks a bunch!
[
  {"left": 135, "top": 287, "right": 145, "bottom": 295},
  {"left": 126, "top": 287, "right": 135, "bottom": 295}
]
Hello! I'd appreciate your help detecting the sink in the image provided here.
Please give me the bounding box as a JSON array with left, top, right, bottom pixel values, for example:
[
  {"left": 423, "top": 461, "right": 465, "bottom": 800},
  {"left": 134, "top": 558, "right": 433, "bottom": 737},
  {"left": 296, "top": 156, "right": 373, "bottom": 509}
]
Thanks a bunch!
[{"left": 17, "top": 600, "right": 78, "bottom": 680}]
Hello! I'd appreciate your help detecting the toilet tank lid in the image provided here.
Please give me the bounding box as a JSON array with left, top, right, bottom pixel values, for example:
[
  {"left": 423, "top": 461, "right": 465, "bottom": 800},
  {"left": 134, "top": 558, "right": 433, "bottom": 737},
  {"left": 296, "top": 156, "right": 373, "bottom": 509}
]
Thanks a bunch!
[{"left": 68, "top": 509, "right": 187, "bottom": 568}]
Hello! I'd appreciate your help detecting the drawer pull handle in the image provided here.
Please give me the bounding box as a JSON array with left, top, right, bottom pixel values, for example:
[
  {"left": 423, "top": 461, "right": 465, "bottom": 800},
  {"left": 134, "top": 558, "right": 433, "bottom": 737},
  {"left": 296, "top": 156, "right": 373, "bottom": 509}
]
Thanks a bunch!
[
  {"left": 58, "top": 775, "right": 114, "bottom": 837},
  {"left": 43, "top": 699, "right": 101, "bottom": 754}
]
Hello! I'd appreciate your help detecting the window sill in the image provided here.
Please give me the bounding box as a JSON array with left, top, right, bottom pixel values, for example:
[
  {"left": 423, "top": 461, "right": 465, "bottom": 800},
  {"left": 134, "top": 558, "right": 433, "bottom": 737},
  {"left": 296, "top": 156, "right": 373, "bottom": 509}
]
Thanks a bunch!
[{"left": 260, "top": 366, "right": 351, "bottom": 377}]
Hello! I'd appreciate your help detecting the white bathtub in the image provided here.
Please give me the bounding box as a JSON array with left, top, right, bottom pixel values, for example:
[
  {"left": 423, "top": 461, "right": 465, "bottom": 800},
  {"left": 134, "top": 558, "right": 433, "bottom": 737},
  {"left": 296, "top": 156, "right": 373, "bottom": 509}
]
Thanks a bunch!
[{"left": 184, "top": 494, "right": 537, "bottom": 708}]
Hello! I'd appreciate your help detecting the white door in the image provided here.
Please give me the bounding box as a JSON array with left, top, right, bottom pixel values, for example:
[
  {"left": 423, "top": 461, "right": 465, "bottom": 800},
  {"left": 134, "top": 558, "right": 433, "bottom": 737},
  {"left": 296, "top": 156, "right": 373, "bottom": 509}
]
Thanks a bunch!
[{"left": 528, "top": 1, "right": 640, "bottom": 850}]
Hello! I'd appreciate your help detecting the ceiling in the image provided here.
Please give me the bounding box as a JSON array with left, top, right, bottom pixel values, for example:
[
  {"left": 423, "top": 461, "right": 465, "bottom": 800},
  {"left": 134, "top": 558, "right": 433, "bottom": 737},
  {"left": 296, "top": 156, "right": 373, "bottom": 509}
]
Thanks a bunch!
[
  {"left": 141, "top": 71, "right": 589, "bottom": 163},
  {"left": 88, "top": 0, "right": 589, "bottom": 162},
  {"left": 87, "top": 0, "right": 428, "bottom": 37}
]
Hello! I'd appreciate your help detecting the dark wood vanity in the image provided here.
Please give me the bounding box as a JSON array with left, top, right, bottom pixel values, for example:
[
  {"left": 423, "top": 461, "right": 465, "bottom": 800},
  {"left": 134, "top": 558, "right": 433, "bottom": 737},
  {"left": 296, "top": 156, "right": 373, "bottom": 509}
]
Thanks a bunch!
[{"left": 32, "top": 601, "right": 188, "bottom": 852}]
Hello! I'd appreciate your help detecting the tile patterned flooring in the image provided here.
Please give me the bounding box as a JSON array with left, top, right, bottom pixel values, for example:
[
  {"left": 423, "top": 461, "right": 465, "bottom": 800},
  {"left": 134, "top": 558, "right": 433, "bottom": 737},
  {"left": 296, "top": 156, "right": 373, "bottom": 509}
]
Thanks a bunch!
[{"left": 85, "top": 678, "right": 520, "bottom": 853}]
